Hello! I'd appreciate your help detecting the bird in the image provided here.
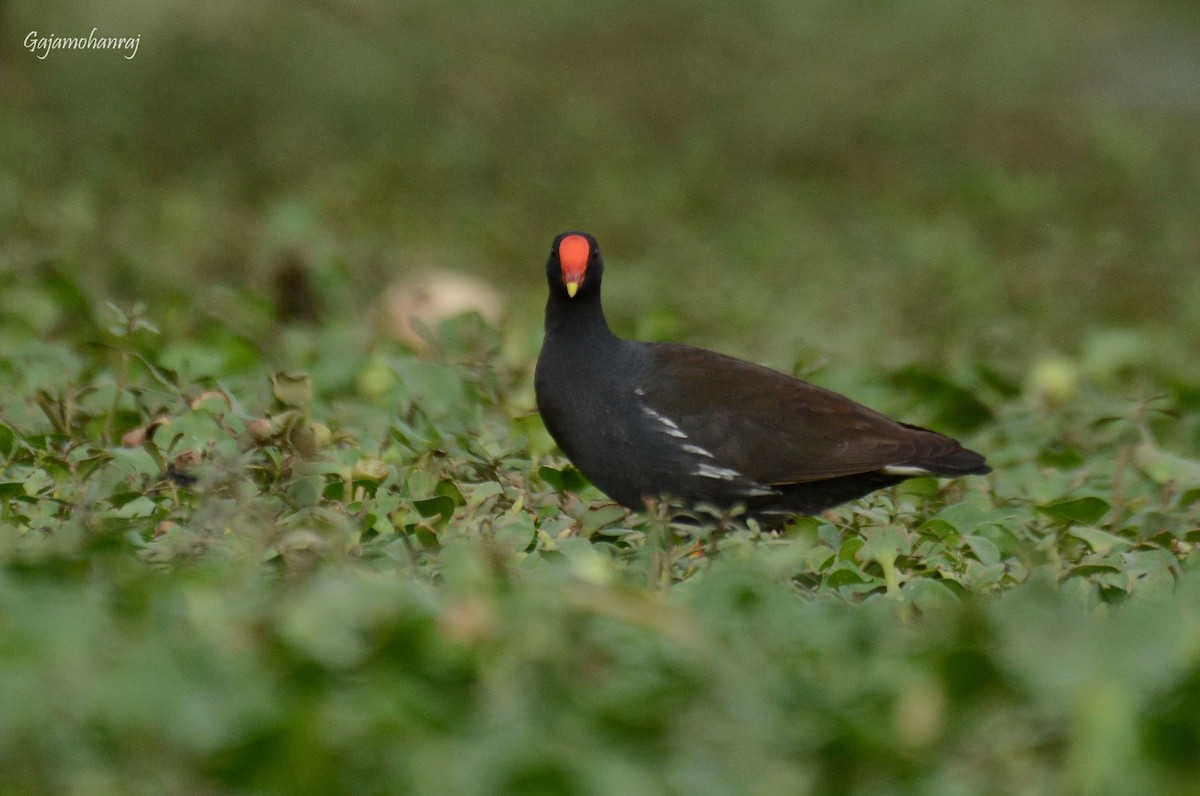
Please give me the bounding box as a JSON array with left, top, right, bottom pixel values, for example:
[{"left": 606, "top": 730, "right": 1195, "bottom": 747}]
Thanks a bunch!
[{"left": 534, "top": 231, "right": 991, "bottom": 527}]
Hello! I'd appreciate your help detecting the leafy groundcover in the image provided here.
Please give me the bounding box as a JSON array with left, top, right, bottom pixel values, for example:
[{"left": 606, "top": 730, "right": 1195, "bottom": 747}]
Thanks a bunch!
[{"left": 1, "top": 293, "right": 1199, "bottom": 795}]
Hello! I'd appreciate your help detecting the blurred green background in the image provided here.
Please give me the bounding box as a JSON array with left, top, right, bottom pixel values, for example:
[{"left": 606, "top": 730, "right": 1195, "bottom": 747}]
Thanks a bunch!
[{"left": 5, "top": 0, "right": 1198, "bottom": 368}]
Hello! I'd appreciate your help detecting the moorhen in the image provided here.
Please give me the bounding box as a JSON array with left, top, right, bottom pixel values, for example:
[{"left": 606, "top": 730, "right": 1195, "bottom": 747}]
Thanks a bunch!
[{"left": 535, "top": 231, "right": 990, "bottom": 525}]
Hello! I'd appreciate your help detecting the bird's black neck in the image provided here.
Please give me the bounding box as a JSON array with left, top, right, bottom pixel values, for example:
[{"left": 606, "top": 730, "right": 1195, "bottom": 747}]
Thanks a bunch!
[{"left": 543, "top": 291, "right": 619, "bottom": 348}]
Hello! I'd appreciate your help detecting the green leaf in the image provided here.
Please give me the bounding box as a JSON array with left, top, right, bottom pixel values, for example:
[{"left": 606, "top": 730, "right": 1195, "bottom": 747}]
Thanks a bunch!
[
  {"left": 916, "top": 518, "right": 960, "bottom": 542},
  {"left": 413, "top": 495, "right": 455, "bottom": 522},
  {"left": 963, "top": 535, "right": 1001, "bottom": 566},
  {"left": 1069, "top": 527, "right": 1132, "bottom": 555},
  {"left": 538, "top": 465, "right": 590, "bottom": 494},
  {"left": 22, "top": 469, "right": 54, "bottom": 497},
  {"left": 896, "top": 476, "right": 939, "bottom": 496},
  {"left": 108, "top": 491, "right": 148, "bottom": 509},
  {"left": 112, "top": 495, "right": 158, "bottom": 519},
  {"left": 1070, "top": 563, "right": 1122, "bottom": 577},
  {"left": 493, "top": 513, "right": 536, "bottom": 552},
  {"left": 860, "top": 525, "right": 913, "bottom": 564},
  {"left": 465, "top": 481, "right": 505, "bottom": 507},
  {"left": 0, "top": 481, "right": 27, "bottom": 500},
  {"left": 1135, "top": 442, "right": 1200, "bottom": 488},
  {"left": 826, "top": 566, "right": 871, "bottom": 589},
  {"left": 784, "top": 515, "right": 824, "bottom": 540},
  {"left": 1179, "top": 488, "right": 1200, "bottom": 509},
  {"left": 860, "top": 526, "right": 912, "bottom": 596},
  {"left": 1036, "top": 496, "right": 1111, "bottom": 525},
  {"left": 934, "top": 500, "right": 989, "bottom": 532},
  {"left": 838, "top": 537, "right": 865, "bottom": 562},
  {"left": 901, "top": 576, "right": 961, "bottom": 610},
  {"left": 406, "top": 469, "right": 436, "bottom": 500},
  {"left": 435, "top": 479, "right": 465, "bottom": 506},
  {"left": 581, "top": 504, "right": 628, "bottom": 536},
  {"left": 0, "top": 422, "right": 15, "bottom": 458}
]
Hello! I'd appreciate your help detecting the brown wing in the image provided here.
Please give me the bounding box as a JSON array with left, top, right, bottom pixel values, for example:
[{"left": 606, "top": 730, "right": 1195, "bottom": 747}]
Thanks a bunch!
[{"left": 641, "top": 344, "right": 979, "bottom": 485}]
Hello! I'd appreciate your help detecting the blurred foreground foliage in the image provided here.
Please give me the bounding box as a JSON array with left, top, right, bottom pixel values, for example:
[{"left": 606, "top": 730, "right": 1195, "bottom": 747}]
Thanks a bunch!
[{"left": 0, "top": 284, "right": 1198, "bottom": 793}]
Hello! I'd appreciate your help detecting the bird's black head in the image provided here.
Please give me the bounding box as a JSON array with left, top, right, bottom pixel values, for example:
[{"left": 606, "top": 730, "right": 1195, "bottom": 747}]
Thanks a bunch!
[{"left": 546, "top": 231, "right": 603, "bottom": 300}]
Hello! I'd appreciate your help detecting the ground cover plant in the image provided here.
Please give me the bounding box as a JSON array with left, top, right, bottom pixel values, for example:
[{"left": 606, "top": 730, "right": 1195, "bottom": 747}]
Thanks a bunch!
[{"left": 3, "top": 0, "right": 1200, "bottom": 793}]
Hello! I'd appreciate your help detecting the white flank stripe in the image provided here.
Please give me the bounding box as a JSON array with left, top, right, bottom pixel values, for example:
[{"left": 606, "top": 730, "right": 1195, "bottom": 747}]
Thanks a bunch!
[
  {"left": 741, "top": 486, "right": 780, "bottom": 498},
  {"left": 694, "top": 463, "right": 743, "bottom": 481},
  {"left": 882, "top": 465, "right": 934, "bottom": 476},
  {"left": 681, "top": 443, "right": 715, "bottom": 458},
  {"left": 641, "top": 406, "right": 689, "bottom": 439}
]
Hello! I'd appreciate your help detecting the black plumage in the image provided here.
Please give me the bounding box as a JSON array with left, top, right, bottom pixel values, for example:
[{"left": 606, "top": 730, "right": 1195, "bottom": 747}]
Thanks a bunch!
[{"left": 534, "top": 231, "right": 990, "bottom": 525}]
